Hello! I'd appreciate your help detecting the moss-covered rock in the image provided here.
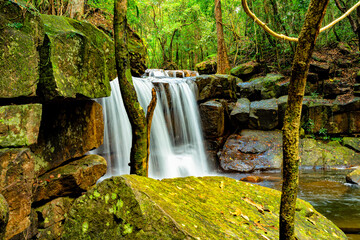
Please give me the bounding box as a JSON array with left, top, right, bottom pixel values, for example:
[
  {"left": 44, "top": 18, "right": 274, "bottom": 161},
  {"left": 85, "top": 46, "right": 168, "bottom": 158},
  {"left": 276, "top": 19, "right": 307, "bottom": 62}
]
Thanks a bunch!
[
  {"left": 230, "top": 61, "right": 261, "bottom": 80},
  {"left": 0, "top": 0, "right": 44, "bottom": 98},
  {"left": 37, "top": 14, "right": 114, "bottom": 100},
  {"left": 299, "top": 139, "right": 360, "bottom": 167},
  {"left": 343, "top": 137, "right": 360, "bottom": 152},
  {"left": 127, "top": 25, "right": 147, "bottom": 77},
  {"left": 346, "top": 168, "right": 360, "bottom": 184},
  {"left": 62, "top": 175, "right": 346, "bottom": 239},
  {"left": 0, "top": 104, "right": 42, "bottom": 147},
  {"left": 0, "top": 148, "right": 36, "bottom": 239},
  {"left": 31, "top": 100, "right": 104, "bottom": 175},
  {"left": 249, "top": 99, "right": 278, "bottom": 130},
  {"left": 0, "top": 194, "right": 9, "bottom": 240},
  {"left": 194, "top": 74, "right": 236, "bottom": 102},
  {"left": 195, "top": 57, "right": 217, "bottom": 75},
  {"left": 33, "top": 155, "right": 107, "bottom": 203},
  {"left": 35, "top": 197, "right": 75, "bottom": 240}
]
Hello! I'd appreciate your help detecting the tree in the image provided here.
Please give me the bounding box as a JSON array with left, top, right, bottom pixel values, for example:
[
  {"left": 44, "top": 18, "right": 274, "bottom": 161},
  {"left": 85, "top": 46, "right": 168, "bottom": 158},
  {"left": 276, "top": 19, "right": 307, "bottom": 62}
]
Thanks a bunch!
[
  {"left": 214, "top": 0, "right": 231, "bottom": 74},
  {"left": 114, "top": 0, "right": 156, "bottom": 177}
]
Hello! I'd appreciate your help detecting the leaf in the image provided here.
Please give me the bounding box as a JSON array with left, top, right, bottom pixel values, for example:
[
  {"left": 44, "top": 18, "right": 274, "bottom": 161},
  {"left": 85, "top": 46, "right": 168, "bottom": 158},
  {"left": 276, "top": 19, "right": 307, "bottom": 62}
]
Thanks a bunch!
[
  {"left": 230, "top": 208, "right": 242, "bottom": 216},
  {"left": 242, "top": 197, "right": 270, "bottom": 214},
  {"left": 219, "top": 181, "right": 225, "bottom": 189}
]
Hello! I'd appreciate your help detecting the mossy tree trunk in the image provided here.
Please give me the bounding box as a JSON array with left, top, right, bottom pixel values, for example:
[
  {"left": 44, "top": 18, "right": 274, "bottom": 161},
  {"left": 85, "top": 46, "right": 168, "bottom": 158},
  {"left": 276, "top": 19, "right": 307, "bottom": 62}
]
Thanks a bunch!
[
  {"left": 114, "top": 0, "right": 148, "bottom": 176},
  {"left": 280, "top": 0, "right": 329, "bottom": 239},
  {"left": 214, "top": 0, "right": 231, "bottom": 74}
]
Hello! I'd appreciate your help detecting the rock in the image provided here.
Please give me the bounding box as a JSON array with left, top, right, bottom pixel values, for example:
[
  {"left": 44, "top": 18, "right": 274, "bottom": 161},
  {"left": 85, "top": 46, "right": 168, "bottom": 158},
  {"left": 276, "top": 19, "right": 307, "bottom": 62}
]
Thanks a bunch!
[
  {"left": 230, "top": 98, "right": 250, "bottom": 127},
  {"left": 199, "top": 100, "right": 224, "bottom": 138},
  {"left": 349, "top": 111, "right": 360, "bottom": 133},
  {"left": 299, "top": 139, "right": 360, "bottom": 167},
  {"left": 249, "top": 99, "right": 278, "bottom": 130},
  {"left": 307, "top": 72, "right": 319, "bottom": 84},
  {"left": 0, "top": 0, "right": 44, "bottom": 98},
  {"left": 230, "top": 61, "right": 261, "bottom": 80},
  {"left": 194, "top": 75, "right": 236, "bottom": 101},
  {"left": 277, "top": 95, "right": 288, "bottom": 127},
  {"left": 218, "top": 131, "right": 282, "bottom": 172},
  {"left": 236, "top": 73, "right": 286, "bottom": 101},
  {"left": 195, "top": 57, "right": 216, "bottom": 75},
  {"left": 127, "top": 25, "right": 147, "bottom": 77},
  {"left": 31, "top": 100, "right": 104, "bottom": 175},
  {"left": 33, "top": 155, "right": 107, "bottom": 203},
  {"left": 309, "top": 62, "right": 330, "bottom": 79},
  {"left": 0, "top": 104, "right": 42, "bottom": 147},
  {"left": 38, "top": 14, "right": 114, "bottom": 100},
  {"left": 343, "top": 137, "right": 360, "bottom": 152},
  {"left": 323, "top": 80, "right": 351, "bottom": 99},
  {"left": 0, "top": 194, "right": 9, "bottom": 240},
  {"left": 346, "top": 168, "right": 360, "bottom": 184},
  {"left": 35, "top": 197, "right": 75, "bottom": 239},
  {"left": 0, "top": 148, "right": 36, "bottom": 239},
  {"left": 240, "top": 176, "right": 263, "bottom": 183},
  {"left": 61, "top": 175, "right": 346, "bottom": 239}
]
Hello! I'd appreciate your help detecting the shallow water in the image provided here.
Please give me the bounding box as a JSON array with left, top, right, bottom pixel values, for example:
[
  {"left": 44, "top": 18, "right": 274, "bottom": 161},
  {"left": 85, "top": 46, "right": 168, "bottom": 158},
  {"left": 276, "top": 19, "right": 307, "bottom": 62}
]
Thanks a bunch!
[{"left": 224, "top": 169, "right": 360, "bottom": 238}]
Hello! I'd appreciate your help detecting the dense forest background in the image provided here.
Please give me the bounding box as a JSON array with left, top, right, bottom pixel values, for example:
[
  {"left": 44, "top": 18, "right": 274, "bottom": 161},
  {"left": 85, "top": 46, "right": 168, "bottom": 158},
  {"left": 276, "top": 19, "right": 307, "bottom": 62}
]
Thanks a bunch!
[{"left": 28, "top": 0, "right": 359, "bottom": 70}]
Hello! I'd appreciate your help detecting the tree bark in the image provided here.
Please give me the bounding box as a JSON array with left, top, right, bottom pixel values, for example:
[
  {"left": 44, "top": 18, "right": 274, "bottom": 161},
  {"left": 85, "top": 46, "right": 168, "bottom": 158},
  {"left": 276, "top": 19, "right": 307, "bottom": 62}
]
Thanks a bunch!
[
  {"left": 114, "top": 0, "right": 148, "bottom": 176},
  {"left": 280, "top": 0, "right": 329, "bottom": 239},
  {"left": 214, "top": 0, "right": 231, "bottom": 74}
]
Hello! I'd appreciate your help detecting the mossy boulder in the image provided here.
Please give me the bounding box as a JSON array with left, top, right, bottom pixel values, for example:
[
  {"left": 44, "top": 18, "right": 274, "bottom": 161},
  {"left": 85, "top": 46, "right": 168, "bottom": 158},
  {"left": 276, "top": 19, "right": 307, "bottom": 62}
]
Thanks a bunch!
[
  {"left": 346, "top": 168, "right": 360, "bottom": 184},
  {"left": 31, "top": 100, "right": 104, "bottom": 175},
  {"left": 195, "top": 57, "right": 217, "bottom": 75},
  {"left": 33, "top": 155, "right": 107, "bottom": 203},
  {"left": 343, "top": 137, "right": 360, "bottom": 152},
  {"left": 230, "top": 98, "right": 250, "bottom": 126},
  {"left": 0, "top": 148, "right": 36, "bottom": 239},
  {"left": 35, "top": 197, "right": 75, "bottom": 240},
  {"left": 127, "top": 25, "right": 147, "bottom": 77},
  {"left": 199, "top": 100, "right": 225, "bottom": 138},
  {"left": 62, "top": 175, "right": 346, "bottom": 239},
  {"left": 230, "top": 61, "right": 261, "bottom": 80},
  {"left": 0, "top": 104, "right": 42, "bottom": 147},
  {"left": 249, "top": 99, "right": 278, "bottom": 130},
  {"left": 38, "top": 14, "right": 115, "bottom": 100},
  {"left": 299, "top": 139, "right": 360, "bottom": 167},
  {"left": 194, "top": 74, "right": 236, "bottom": 102},
  {"left": 0, "top": 0, "right": 44, "bottom": 98}
]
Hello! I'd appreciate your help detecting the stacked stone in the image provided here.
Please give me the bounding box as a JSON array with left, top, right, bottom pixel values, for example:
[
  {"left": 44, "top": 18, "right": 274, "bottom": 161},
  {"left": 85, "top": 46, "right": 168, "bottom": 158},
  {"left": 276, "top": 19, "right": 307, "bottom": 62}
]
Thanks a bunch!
[{"left": 0, "top": 1, "right": 117, "bottom": 238}]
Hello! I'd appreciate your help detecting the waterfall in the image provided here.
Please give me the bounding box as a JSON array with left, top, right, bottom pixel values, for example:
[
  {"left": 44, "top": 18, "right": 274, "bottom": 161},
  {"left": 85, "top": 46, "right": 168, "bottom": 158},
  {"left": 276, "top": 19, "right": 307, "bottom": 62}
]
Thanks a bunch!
[{"left": 92, "top": 76, "right": 210, "bottom": 179}]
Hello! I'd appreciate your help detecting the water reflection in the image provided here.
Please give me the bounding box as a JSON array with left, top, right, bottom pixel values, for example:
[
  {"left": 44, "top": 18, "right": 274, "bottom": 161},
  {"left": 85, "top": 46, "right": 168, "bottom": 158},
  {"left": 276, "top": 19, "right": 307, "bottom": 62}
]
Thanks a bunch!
[{"left": 224, "top": 169, "right": 360, "bottom": 239}]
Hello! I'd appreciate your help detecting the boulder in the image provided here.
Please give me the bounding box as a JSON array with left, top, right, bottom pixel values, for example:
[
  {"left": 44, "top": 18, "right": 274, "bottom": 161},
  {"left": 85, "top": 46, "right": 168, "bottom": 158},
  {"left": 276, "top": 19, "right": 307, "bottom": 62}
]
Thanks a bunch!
[
  {"left": 299, "top": 139, "right": 360, "bottom": 167},
  {"left": 346, "top": 168, "right": 360, "bottom": 184},
  {"left": 33, "top": 155, "right": 107, "bottom": 203},
  {"left": 343, "top": 137, "right": 360, "bottom": 152},
  {"left": 31, "top": 100, "right": 104, "bottom": 175},
  {"left": 127, "top": 25, "right": 147, "bottom": 77},
  {"left": 0, "top": 104, "right": 42, "bottom": 147},
  {"left": 218, "top": 130, "right": 282, "bottom": 172},
  {"left": 35, "top": 197, "right": 75, "bottom": 239},
  {"left": 236, "top": 74, "right": 287, "bottom": 101},
  {"left": 199, "top": 100, "right": 224, "bottom": 138},
  {"left": 230, "top": 98, "right": 250, "bottom": 127},
  {"left": 61, "top": 175, "right": 346, "bottom": 239},
  {"left": 230, "top": 61, "right": 261, "bottom": 80},
  {"left": 0, "top": 148, "right": 36, "bottom": 239},
  {"left": 0, "top": 0, "right": 44, "bottom": 98},
  {"left": 323, "top": 80, "right": 351, "bottom": 99},
  {"left": 195, "top": 57, "right": 216, "bottom": 75},
  {"left": 240, "top": 176, "right": 263, "bottom": 183},
  {"left": 194, "top": 74, "right": 236, "bottom": 102},
  {"left": 38, "top": 14, "right": 114, "bottom": 100},
  {"left": 249, "top": 99, "right": 278, "bottom": 130},
  {"left": 309, "top": 62, "right": 330, "bottom": 79},
  {"left": 0, "top": 194, "right": 9, "bottom": 240}
]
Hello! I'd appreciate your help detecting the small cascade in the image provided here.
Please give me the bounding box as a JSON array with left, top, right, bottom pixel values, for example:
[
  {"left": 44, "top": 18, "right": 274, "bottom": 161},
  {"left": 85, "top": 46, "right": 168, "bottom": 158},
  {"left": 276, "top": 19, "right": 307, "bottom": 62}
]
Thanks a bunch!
[{"left": 92, "top": 76, "right": 210, "bottom": 179}]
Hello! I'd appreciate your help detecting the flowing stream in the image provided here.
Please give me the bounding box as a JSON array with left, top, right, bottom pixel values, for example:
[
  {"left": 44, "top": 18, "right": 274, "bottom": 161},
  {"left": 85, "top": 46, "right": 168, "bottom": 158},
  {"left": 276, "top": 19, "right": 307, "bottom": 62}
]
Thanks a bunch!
[{"left": 92, "top": 75, "right": 209, "bottom": 179}]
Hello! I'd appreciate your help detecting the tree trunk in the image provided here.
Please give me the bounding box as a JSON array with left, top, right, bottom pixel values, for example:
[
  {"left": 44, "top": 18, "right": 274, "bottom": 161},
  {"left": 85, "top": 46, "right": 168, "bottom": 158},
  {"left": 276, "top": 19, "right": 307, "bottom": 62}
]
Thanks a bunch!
[
  {"left": 280, "top": 0, "right": 329, "bottom": 239},
  {"left": 67, "top": 0, "right": 85, "bottom": 19},
  {"left": 114, "top": 0, "right": 148, "bottom": 176},
  {"left": 214, "top": 0, "right": 231, "bottom": 74}
]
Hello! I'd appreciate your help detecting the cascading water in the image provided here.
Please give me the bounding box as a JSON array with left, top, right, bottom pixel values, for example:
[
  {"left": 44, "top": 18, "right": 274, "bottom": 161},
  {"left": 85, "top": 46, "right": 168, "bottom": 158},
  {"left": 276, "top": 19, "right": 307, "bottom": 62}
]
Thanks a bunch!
[{"left": 92, "top": 73, "right": 210, "bottom": 179}]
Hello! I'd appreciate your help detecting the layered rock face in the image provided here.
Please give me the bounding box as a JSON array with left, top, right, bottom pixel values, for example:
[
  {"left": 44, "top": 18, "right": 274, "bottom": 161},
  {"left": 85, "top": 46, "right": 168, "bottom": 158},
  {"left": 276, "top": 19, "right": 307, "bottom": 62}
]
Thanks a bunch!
[
  {"left": 62, "top": 175, "right": 346, "bottom": 240},
  {"left": 0, "top": 1, "right": 115, "bottom": 238}
]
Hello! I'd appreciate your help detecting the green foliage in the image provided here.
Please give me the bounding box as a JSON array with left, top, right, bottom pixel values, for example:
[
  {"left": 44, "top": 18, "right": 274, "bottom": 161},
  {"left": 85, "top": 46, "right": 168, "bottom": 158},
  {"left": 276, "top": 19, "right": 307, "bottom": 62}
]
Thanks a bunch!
[{"left": 7, "top": 22, "right": 23, "bottom": 29}]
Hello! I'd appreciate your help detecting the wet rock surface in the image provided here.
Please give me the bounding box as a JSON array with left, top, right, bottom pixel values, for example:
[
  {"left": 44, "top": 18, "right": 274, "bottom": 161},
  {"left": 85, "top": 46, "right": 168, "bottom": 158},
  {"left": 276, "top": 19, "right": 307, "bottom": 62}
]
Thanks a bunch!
[
  {"left": 200, "top": 100, "right": 225, "bottom": 138},
  {"left": 346, "top": 168, "right": 360, "bottom": 184},
  {"left": 249, "top": 99, "right": 278, "bottom": 130}
]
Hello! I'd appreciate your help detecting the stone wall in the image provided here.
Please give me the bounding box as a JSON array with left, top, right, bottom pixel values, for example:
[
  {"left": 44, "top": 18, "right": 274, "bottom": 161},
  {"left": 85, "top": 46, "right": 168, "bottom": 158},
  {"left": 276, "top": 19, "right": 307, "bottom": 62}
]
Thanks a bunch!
[
  {"left": 0, "top": 1, "right": 116, "bottom": 238},
  {"left": 195, "top": 62, "right": 360, "bottom": 172}
]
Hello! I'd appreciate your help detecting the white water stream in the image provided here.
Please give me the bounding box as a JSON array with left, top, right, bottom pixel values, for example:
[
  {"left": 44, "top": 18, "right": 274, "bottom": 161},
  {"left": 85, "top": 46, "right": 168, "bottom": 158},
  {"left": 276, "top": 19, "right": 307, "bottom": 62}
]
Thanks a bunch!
[{"left": 92, "top": 74, "right": 210, "bottom": 179}]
